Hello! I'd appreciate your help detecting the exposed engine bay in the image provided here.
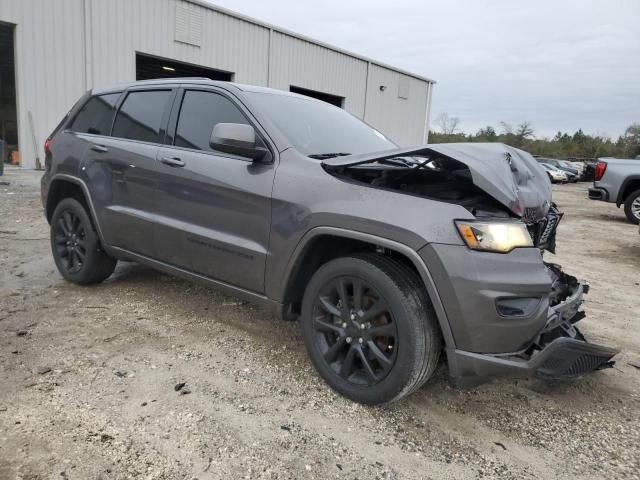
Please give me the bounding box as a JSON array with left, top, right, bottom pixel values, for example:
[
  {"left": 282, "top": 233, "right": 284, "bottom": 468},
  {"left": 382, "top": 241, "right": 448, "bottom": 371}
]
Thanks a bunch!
[
  {"left": 329, "top": 160, "right": 512, "bottom": 219},
  {"left": 324, "top": 153, "right": 561, "bottom": 252}
]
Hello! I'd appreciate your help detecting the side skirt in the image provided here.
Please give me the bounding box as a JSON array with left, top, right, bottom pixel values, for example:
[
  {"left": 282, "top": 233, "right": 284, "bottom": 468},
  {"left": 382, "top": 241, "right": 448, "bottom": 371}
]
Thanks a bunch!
[{"left": 109, "top": 246, "right": 284, "bottom": 319}]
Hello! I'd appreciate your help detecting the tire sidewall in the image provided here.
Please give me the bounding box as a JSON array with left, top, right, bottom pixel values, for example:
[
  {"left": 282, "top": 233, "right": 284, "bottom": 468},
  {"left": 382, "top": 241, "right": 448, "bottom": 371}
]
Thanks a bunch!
[
  {"left": 624, "top": 190, "right": 640, "bottom": 225},
  {"left": 301, "top": 257, "right": 421, "bottom": 404},
  {"left": 50, "top": 198, "right": 102, "bottom": 284}
]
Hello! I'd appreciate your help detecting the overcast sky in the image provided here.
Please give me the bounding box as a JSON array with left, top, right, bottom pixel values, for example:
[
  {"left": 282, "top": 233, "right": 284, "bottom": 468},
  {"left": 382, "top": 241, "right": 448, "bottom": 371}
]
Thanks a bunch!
[{"left": 208, "top": 0, "right": 639, "bottom": 139}]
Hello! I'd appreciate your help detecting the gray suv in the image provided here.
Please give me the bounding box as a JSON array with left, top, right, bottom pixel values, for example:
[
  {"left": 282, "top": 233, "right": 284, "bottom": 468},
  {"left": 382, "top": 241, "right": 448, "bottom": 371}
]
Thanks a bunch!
[{"left": 41, "top": 79, "right": 617, "bottom": 404}]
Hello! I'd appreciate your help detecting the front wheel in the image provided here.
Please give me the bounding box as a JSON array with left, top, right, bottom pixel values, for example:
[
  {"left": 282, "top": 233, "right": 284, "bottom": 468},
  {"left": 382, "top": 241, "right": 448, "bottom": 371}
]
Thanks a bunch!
[
  {"left": 301, "top": 254, "right": 440, "bottom": 404},
  {"left": 50, "top": 198, "right": 117, "bottom": 284},
  {"left": 623, "top": 189, "right": 640, "bottom": 225}
]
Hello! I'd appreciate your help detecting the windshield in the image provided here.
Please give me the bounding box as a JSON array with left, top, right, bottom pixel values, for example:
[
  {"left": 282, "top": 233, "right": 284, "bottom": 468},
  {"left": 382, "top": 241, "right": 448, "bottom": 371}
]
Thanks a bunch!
[{"left": 245, "top": 92, "right": 396, "bottom": 156}]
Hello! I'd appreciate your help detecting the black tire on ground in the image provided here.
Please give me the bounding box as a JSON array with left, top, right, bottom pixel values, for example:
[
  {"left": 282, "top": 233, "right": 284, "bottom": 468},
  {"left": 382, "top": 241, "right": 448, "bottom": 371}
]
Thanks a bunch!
[
  {"left": 50, "top": 198, "right": 117, "bottom": 284},
  {"left": 301, "top": 253, "right": 440, "bottom": 404},
  {"left": 623, "top": 189, "right": 640, "bottom": 225}
]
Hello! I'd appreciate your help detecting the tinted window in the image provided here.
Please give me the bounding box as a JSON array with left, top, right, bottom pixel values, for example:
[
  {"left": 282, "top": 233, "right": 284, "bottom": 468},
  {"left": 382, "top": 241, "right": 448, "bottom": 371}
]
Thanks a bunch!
[
  {"left": 70, "top": 93, "right": 120, "bottom": 135},
  {"left": 175, "top": 90, "right": 248, "bottom": 151},
  {"left": 112, "top": 90, "right": 172, "bottom": 143},
  {"left": 245, "top": 92, "right": 395, "bottom": 156}
]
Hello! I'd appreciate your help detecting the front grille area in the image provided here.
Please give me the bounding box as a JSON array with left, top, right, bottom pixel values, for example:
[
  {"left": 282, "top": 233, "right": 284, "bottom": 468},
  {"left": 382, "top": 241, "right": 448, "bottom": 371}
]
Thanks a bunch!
[{"left": 527, "top": 206, "right": 563, "bottom": 252}]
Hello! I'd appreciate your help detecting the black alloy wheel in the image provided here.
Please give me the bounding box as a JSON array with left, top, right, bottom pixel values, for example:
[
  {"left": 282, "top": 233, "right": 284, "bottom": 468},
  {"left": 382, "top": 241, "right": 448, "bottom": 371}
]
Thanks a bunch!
[
  {"left": 301, "top": 254, "right": 441, "bottom": 404},
  {"left": 53, "top": 208, "right": 88, "bottom": 274},
  {"left": 50, "top": 198, "right": 117, "bottom": 285},
  {"left": 311, "top": 275, "right": 398, "bottom": 386}
]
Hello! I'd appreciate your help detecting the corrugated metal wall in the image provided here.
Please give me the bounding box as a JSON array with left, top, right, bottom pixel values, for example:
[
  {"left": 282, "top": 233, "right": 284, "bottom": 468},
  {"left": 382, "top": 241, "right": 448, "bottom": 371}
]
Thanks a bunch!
[
  {"left": 0, "top": 0, "right": 433, "bottom": 169},
  {"left": 0, "top": 0, "right": 87, "bottom": 169},
  {"left": 88, "top": 0, "right": 270, "bottom": 89},
  {"left": 364, "top": 64, "right": 431, "bottom": 147},
  {"left": 269, "top": 32, "right": 368, "bottom": 117}
]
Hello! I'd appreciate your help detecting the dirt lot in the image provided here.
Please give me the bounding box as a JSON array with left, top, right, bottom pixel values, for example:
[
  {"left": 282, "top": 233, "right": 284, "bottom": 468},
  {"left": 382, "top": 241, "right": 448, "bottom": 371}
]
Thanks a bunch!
[{"left": 1, "top": 167, "right": 639, "bottom": 480}]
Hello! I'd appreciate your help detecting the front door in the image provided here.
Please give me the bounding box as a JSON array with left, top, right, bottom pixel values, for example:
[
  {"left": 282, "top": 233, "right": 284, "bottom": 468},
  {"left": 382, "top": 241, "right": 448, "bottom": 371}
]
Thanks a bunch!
[{"left": 153, "top": 88, "right": 275, "bottom": 293}]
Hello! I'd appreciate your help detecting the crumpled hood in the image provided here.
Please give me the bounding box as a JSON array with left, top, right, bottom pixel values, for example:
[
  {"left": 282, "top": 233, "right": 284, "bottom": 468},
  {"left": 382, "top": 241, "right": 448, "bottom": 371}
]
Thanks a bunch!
[{"left": 322, "top": 142, "right": 552, "bottom": 222}]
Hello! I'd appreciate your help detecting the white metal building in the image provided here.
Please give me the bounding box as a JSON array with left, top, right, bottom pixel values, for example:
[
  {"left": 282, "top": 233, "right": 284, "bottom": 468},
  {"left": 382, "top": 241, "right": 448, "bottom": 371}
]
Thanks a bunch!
[{"left": 0, "top": 0, "right": 435, "bottom": 169}]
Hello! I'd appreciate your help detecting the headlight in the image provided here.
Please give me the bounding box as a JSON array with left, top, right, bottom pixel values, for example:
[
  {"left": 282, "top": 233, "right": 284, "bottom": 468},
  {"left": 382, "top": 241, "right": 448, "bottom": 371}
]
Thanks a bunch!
[{"left": 455, "top": 220, "right": 533, "bottom": 253}]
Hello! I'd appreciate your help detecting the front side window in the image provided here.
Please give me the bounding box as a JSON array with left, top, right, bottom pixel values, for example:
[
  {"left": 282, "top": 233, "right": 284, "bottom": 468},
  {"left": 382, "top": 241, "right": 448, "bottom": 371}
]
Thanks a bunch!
[
  {"left": 112, "top": 90, "right": 172, "bottom": 143},
  {"left": 70, "top": 93, "right": 120, "bottom": 135},
  {"left": 175, "top": 90, "right": 249, "bottom": 151}
]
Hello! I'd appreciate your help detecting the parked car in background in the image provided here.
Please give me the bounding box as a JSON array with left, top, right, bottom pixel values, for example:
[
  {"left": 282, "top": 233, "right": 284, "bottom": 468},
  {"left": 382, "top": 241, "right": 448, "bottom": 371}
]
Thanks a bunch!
[
  {"left": 588, "top": 158, "right": 640, "bottom": 223},
  {"left": 537, "top": 158, "right": 580, "bottom": 179},
  {"left": 567, "top": 172, "right": 578, "bottom": 183},
  {"left": 562, "top": 160, "right": 585, "bottom": 179},
  {"left": 560, "top": 167, "right": 578, "bottom": 183},
  {"left": 540, "top": 163, "right": 569, "bottom": 183}
]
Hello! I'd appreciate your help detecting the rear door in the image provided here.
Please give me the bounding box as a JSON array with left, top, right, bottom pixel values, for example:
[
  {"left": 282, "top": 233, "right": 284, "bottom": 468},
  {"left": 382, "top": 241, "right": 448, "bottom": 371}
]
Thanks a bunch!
[
  {"left": 80, "top": 87, "right": 176, "bottom": 257},
  {"left": 154, "top": 87, "right": 276, "bottom": 293}
]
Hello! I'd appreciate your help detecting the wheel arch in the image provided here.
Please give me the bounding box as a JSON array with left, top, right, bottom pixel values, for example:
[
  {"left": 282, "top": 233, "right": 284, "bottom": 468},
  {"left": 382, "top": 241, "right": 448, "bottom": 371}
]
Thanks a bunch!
[
  {"left": 46, "top": 175, "right": 106, "bottom": 245},
  {"left": 279, "top": 227, "right": 456, "bottom": 349},
  {"left": 616, "top": 175, "right": 640, "bottom": 207}
]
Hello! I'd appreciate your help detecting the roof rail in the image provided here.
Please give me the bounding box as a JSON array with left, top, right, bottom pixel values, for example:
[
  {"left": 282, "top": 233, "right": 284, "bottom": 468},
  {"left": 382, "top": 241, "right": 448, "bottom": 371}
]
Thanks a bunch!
[{"left": 133, "top": 77, "right": 213, "bottom": 83}]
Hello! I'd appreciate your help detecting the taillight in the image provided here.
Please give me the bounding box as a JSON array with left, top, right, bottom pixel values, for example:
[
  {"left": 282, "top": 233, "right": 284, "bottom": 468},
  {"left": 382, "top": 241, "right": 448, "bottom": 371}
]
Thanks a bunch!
[
  {"left": 44, "top": 137, "right": 52, "bottom": 156},
  {"left": 594, "top": 161, "right": 607, "bottom": 181}
]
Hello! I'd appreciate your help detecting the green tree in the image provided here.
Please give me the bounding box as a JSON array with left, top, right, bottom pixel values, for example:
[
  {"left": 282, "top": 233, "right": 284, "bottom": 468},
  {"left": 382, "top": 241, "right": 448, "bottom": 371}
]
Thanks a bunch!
[
  {"left": 476, "top": 126, "right": 497, "bottom": 140},
  {"left": 622, "top": 123, "right": 640, "bottom": 158}
]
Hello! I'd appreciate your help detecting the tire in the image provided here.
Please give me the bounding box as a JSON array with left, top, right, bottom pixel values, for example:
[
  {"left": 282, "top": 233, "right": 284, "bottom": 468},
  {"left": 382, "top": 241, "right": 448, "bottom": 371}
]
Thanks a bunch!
[
  {"left": 623, "top": 189, "right": 640, "bottom": 225},
  {"left": 301, "top": 253, "right": 440, "bottom": 404},
  {"left": 50, "top": 198, "right": 117, "bottom": 284}
]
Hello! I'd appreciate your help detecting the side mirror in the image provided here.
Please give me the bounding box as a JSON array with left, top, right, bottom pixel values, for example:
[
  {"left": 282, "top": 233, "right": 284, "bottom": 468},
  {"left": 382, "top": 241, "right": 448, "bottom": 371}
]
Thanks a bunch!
[{"left": 209, "top": 123, "right": 267, "bottom": 161}]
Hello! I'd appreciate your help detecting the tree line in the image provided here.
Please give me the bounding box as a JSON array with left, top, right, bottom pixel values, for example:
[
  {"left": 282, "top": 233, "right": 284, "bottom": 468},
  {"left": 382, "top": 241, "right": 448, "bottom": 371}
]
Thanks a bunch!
[{"left": 429, "top": 113, "right": 640, "bottom": 160}]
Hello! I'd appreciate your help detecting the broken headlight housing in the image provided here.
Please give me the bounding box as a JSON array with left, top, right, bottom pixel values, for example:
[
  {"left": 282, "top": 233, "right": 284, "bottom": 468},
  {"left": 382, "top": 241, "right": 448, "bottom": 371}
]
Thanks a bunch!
[{"left": 455, "top": 220, "right": 533, "bottom": 253}]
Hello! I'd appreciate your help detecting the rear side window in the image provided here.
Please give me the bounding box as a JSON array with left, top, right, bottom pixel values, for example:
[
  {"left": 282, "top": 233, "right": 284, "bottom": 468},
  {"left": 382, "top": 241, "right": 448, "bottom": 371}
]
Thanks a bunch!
[
  {"left": 112, "top": 90, "right": 172, "bottom": 143},
  {"left": 175, "top": 90, "right": 249, "bottom": 151},
  {"left": 70, "top": 93, "right": 120, "bottom": 135}
]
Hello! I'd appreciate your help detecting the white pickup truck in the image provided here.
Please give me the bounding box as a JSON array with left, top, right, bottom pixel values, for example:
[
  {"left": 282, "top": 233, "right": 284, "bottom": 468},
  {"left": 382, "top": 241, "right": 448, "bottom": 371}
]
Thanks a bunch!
[{"left": 589, "top": 158, "right": 640, "bottom": 224}]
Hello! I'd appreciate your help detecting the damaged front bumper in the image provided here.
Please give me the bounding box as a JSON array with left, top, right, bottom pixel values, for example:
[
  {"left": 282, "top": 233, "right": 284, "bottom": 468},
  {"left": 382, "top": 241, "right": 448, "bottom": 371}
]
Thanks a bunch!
[{"left": 447, "top": 271, "right": 619, "bottom": 387}]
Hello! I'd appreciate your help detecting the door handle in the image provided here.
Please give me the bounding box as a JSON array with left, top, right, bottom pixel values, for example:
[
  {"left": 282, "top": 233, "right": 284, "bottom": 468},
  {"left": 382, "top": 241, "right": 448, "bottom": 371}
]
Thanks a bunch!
[
  {"left": 90, "top": 144, "right": 108, "bottom": 153},
  {"left": 160, "top": 157, "right": 185, "bottom": 167}
]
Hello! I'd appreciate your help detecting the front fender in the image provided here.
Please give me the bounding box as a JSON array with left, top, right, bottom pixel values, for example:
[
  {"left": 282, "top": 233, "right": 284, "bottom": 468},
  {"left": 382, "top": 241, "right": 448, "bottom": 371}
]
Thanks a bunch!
[{"left": 271, "top": 226, "right": 457, "bottom": 350}]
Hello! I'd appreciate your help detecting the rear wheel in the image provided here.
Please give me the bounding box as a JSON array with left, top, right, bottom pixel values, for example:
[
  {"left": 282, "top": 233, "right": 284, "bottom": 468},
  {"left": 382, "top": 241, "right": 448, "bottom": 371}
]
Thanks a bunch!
[
  {"left": 623, "top": 189, "right": 640, "bottom": 224},
  {"left": 301, "top": 254, "right": 440, "bottom": 404},
  {"left": 50, "top": 198, "right": 117, "bottom": 284}
]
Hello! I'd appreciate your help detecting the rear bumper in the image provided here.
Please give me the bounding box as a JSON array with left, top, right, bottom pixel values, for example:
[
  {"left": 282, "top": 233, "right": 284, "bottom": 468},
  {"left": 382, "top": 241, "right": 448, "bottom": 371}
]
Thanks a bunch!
[
  {"left": 446, "top": 279, "right": 618, "bottom": 387},
  {"left": 588, "top": 187, "right": 609, "bottom": 201}
]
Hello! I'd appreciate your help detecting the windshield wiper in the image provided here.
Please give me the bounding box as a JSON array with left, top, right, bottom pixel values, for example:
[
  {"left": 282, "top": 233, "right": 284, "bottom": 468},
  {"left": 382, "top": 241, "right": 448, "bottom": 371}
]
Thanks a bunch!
[{"left": 307, "top": 152, "right": 352, "bottom": 159}]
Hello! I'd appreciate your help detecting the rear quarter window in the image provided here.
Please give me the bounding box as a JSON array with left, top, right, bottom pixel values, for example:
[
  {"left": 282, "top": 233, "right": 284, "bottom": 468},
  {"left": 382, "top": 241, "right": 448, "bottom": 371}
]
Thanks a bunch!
[{"left": 70, "top": 93, "right": 120, "bottom": 135}]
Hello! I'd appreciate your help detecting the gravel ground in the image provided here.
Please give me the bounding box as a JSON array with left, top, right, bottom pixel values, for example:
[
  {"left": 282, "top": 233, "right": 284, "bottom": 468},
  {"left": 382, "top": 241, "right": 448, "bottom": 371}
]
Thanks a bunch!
[{"left": 1, "top": 167, "right": 639, "bottom": 480}]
